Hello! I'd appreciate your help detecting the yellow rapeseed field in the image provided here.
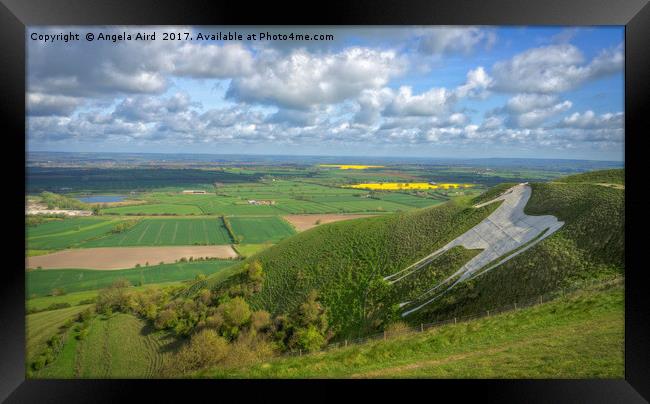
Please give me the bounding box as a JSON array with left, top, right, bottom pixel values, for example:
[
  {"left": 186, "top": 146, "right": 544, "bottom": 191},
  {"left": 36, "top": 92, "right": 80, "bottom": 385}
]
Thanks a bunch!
[
  {"left": 319, "top": 164, "right": 385, "bottom": 170},
  {"left": 345, "top": 182, "right": 474, "bottom": 190}
]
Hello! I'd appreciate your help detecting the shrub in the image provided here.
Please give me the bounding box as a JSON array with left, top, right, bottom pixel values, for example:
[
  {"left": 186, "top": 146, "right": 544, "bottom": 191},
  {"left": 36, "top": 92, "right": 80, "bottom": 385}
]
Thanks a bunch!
[
  {"left": 175, "top": 329, "right": 229, "bottom": 374},
  {"left": 250, "top": 310, "right": 272, "bottom": 333},
  {"left": 291, "top": 325, "right": 325, "bottom": 352}
]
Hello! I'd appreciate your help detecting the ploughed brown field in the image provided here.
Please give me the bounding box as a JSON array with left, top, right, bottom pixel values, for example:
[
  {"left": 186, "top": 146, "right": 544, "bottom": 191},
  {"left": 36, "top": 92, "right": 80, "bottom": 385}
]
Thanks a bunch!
[
  {"left": 26, "top": 246, "right": 238, "bottom": 270},
  {"left": 283, "top": 214, "right": 376, "bottom": 232}
]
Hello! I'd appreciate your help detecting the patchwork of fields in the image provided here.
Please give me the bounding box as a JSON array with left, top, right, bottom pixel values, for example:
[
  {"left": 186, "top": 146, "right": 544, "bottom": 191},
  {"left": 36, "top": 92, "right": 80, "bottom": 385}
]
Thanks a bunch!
[{"left": 100, "top": 180, "right": 447, "bottom": 216}]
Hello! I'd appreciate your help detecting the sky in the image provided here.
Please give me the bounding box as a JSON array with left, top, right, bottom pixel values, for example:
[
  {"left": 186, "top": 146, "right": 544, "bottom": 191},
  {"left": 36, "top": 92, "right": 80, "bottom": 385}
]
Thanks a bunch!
[{"left": 26, "top": 26, "right": 624, "bottom": 161}]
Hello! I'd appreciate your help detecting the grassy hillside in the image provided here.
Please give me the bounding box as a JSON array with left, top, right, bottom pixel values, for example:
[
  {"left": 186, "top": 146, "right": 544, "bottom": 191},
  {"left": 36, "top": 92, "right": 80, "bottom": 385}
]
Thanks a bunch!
[
  {"left": 410, "top": 179, "right": 624, "bottom": 322},
  {"left": 198, "top": 284, "right": 623, "bottom": 378},
  {"left": 194, "top": 197, "right": 500, "bottom": 338},
  {"left": 558, "top": 168, "right": 624, "bottom": 185},
  {"left": 189, "top": 169, "right": 623, "bottom": 339}
]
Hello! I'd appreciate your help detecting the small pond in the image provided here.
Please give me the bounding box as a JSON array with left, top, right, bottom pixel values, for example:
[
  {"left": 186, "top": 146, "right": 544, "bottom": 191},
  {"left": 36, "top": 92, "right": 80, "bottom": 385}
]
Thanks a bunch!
[{"left": 77, "top": 195, "right": 127, "bottom": 203}]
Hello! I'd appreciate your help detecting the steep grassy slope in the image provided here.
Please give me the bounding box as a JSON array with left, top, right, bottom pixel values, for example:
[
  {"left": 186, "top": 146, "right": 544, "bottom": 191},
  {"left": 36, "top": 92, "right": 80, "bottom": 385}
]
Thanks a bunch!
[
  {"left": 199, "top": 284, "right": 623, "bottom": 378},
  {"left": 196, "top": 198, "right": 499, "bottom": 338},
  {"left": 410, "top": 179, "right": 624, "bottom": 322}
]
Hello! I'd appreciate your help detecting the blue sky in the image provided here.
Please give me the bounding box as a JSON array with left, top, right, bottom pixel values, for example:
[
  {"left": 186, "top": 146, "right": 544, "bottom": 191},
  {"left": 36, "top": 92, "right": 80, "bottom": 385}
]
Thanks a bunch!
[{"left": 27, "top": 26, "right": 624, "bottom": 161}]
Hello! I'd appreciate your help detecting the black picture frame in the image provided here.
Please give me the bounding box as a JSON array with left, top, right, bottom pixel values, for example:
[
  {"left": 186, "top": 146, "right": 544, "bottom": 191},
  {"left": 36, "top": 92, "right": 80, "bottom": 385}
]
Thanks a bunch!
[{"left": 1, "top": 0, "right": 648, "bottom": 402}]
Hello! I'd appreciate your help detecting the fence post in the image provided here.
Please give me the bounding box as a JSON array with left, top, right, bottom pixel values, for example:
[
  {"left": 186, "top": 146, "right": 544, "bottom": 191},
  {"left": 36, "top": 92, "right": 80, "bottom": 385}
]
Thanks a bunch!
[
  {"left": 540, "top": 295, "right": 543, "bottom": 304},
  {"left": 299, "top": 349, "right": 302, "bottom": 356},
  {"left": 454, "top": 317, "right": 457, "bottom": 324},
  {"left": 514, "top": 302, "right": 517, "bottom": 310},
  {"left": 345, "top": 339, "right": 348, "bottom": 347},
  {"left": 420, "top": 323, "right": 424, "bottom": 332},
  {"left": 487, "top": 310, "right": 490, "bottom": 316},
  {"left": 383, "top": 331, "right": 386, "bottom": 340}
]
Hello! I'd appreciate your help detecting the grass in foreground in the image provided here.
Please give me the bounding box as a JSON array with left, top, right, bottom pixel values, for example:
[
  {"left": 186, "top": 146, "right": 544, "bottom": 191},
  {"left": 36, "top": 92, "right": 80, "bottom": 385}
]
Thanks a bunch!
[{"left": 199, "top": 285, "right": 623, "bottom": 378}]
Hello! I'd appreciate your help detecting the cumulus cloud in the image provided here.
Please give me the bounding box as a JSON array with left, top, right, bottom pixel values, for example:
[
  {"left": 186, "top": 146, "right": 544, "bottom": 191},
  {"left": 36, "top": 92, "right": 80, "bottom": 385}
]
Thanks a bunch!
[
  {"left": 27, "top": 93, "right": 84, "bottom": 116},
  {"left": 385, "top": 86, "right": 454, "bottom": 117},
  {"left": 491, "top": 43, "right": 623, "bottom": 93},
  {"left": 417, "top": 27, "right": 496, "bottom": 55},
  {"left": 498, "top": 93, "right": 573, "bottom": 128},
  {"left": 455, "top": 66, "right": 492, "bottom": 98},
  {"left": 226, "top": 47, "right": 405, "bottom": 109},
  {"left": 558, "top": 110, "right": 623, "bottom": 129}
]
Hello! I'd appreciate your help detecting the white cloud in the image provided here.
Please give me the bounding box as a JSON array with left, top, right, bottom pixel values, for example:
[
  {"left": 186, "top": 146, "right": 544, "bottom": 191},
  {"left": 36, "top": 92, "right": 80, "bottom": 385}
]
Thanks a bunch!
[
  {"left": 226, "top": 47, "right": 405, "bottom": 109},
  {"left": 417, "top": 27, "right": 496, "bottom": 55},
  {"left": 491, "top": 43, "right": 623, "bottom": 93},
  {"left": 501, "top": 93, "right": 573, "bottom": 128},
  {"left": 27, "top": 93, "right": 84, "bottom": 116},
  {"left": 386, "top": 86, "right": 454, "bottom": 117},
  {"left": 559, "top": 110, "right": 623, "bottom": 129},
  {"left": 455, "top": 66, "right": 492, "bottom": 98}
]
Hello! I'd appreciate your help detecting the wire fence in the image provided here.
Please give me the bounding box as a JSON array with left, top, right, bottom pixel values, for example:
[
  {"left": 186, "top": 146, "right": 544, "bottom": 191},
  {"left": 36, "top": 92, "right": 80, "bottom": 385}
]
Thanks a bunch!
[{"left": 283, "top": 275, "right": 623, "bottom": 358}]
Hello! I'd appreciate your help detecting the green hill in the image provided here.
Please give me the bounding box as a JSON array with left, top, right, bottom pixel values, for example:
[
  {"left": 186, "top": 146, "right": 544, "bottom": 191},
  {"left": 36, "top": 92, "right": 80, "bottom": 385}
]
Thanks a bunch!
[
  {"left": 192, "top": 197, "right": 499, "bottom": 338},
  {"left": 192, "top": 169, "right": 623, "bottom": 340},
  {"left": 557, "top": 168, "right": 624, "bottom": 185}
]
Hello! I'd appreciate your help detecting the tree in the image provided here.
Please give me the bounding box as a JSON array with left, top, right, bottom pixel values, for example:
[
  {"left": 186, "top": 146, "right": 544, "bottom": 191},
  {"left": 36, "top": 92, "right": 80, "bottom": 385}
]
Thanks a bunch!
[
  {"left": 95, "top": 279, "right": 132, "bottom": 314},
  {"left": 218, "top": 297, "right": 252, "bottom": 328}
]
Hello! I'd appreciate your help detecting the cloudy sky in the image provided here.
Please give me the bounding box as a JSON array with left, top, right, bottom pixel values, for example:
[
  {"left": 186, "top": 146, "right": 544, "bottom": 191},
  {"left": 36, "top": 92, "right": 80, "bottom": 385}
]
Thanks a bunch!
[{"left": 27, "top": 26, "right": 624, "bottom": 161}]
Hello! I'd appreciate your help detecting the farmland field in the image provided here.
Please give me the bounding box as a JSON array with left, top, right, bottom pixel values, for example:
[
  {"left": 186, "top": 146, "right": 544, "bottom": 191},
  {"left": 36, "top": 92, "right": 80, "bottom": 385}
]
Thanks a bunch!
[
  {"left": 27, "top": 217, "right": 123, "bottom": 250},
  {"left": 26, "top": 259, "right": 237, "bottom": 297},
  {"left": 228, "top": 216, "right": 296, "bottom": 243},
  {"left": 26, "top": 245, "right": 238, "bottom": 270},
  {"left": 101, "top": 203, "right": 203, "bottom": 215},
  {"left": 80, "top": 217, "right": 233, "bottom": 247},
  {"left": 34, "top": 313, "right": 172, "bottom": 378}
]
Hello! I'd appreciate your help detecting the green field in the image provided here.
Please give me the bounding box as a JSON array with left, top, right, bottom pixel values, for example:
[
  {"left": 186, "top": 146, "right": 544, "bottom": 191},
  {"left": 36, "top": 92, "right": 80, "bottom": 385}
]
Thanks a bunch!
[
  {"left": 199, "top": 285, "right": 623, "bottom": 378},
  {"left": 228, "top": 216, "right": 296, "bottom": 244},
  {"left": 33, "top": 313, "right": 172, "bottom": 378},
  {"left": 27, "top": 260, "right": 237, "bottom": 297},
  {"left": 80, "top": 217, "right": 233, "bottom": 247},
  {"left": 101, "top": 203, "right": 203, "bottom": 215},
  {"left": 27, "top": 217, "right": 123, "bottom": 250}
]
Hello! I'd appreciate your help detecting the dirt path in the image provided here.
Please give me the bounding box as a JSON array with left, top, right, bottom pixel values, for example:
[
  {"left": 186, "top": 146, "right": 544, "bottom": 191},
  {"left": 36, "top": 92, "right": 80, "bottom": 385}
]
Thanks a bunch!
[
  {"left": 283, "top": 214, "right": 377, "bottom": 232},
  {"left": 26, "top": 245, "right": 238, "bottom": 270}
]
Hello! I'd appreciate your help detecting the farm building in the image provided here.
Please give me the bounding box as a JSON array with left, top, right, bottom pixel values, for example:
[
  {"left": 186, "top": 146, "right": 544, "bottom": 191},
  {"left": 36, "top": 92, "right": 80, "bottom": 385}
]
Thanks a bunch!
[
  {"left": 247, "top": 199, "right": 276, "bottom": 205},
  {"left": 182, "top": 190, "right": 208, "bottom": 194}
]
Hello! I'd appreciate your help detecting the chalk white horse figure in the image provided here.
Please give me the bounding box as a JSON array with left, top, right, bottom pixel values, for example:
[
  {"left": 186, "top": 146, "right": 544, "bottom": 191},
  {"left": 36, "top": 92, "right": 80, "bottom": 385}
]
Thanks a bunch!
[{"left": 385, "top": 183, "right": 564, "bottom": 317}]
